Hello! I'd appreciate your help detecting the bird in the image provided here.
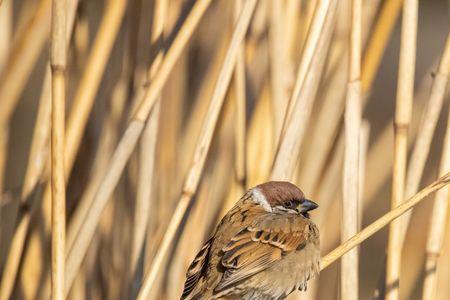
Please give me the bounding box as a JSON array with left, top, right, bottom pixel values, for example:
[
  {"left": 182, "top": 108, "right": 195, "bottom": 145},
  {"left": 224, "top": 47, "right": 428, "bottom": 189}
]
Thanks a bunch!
[{"left": 180, "top": 181, "right": 320, "bottom": 300}]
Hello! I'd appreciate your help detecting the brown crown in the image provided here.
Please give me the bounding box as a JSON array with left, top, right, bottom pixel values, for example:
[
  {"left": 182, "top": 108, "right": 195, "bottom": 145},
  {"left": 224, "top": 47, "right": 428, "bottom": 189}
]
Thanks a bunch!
[{"left": 255, "top": 181, "right": 305, "bottom": 206}]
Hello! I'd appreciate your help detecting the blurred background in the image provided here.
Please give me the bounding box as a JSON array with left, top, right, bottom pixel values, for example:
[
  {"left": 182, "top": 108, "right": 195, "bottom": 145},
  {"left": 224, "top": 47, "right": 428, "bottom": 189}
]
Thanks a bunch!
[{"left": 0, "top": 0, "right": 449, "bottom": 299}]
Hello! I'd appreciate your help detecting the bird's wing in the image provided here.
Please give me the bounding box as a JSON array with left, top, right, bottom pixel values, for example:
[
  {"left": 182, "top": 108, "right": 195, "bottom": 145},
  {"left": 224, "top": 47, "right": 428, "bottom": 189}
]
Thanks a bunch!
[
  {"left": 181, "top": 238, "right": 213, "bottom": 300},
  {"left": 215, "top": 214, "right": 316, "bottom": 291}
]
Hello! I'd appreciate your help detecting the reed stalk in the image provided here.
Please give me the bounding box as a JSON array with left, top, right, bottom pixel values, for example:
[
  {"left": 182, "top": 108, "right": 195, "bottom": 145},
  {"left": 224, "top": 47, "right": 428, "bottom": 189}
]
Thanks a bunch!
[
  {"left": 341, "top": 1, "right": 362, "bottom": 299},
  {"left": 386, "top": 1, "right": 418, "bottom": 299},
  {"left": 50, "top": 0, "right": 67, "bottom": 298},
  {"left": 0, "top": 1, "right": 80, "bottom": 298}
]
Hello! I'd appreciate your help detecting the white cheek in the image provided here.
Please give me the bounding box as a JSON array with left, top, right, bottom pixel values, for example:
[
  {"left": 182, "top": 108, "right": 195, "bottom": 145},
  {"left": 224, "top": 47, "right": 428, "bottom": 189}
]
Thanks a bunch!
[{"left": 252, "top": 189, "right": 272, "bottom": 212}]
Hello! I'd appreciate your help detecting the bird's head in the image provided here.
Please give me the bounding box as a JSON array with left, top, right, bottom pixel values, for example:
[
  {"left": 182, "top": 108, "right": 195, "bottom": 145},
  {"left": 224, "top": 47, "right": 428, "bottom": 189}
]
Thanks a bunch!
[{"left": 251, "top": 181, "right": 318, "bottom": 218}]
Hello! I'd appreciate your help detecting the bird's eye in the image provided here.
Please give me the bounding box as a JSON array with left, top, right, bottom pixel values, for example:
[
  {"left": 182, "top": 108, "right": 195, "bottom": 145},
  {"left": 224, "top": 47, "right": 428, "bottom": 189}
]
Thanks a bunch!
[{"left": 285, "top": 200, "right": 295, "bottom": 208}]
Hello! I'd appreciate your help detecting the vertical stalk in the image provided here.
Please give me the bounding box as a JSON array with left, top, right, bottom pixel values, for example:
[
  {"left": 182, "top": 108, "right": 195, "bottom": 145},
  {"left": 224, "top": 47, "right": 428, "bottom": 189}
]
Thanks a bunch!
[
  {"left": 50, "top": 0, "right": 67, "bottom": 298},
  {"left": 0, "top": 1, "right": 80, "bottom": 299},
  {"left": 341, "top": 0, "right": 362, "bottom": 299},
  {"left": 385, "top": 0, "right": 418, "bottom": 299}
]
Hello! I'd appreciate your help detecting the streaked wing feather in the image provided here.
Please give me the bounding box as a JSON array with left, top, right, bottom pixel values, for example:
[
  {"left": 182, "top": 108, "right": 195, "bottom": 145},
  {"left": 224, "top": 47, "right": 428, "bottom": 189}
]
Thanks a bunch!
[
  {"left": 181, "top": 238, "right": 212, "bottom": 300},
  {"left": 217, "top": 244, "right": 281, "bottom": 290},
  {"left": 216, "top": 214, "right": 310, "bottom": 292}
]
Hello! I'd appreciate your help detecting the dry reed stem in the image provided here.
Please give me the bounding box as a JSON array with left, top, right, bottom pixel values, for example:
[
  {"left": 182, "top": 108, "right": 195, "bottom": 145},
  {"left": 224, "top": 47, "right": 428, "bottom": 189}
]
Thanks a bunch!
[
  {"left": 233, "top": 0, "right": 247, "bottom": 196},
  {"left": 321, "top": 172, "right": 450, "bottom": 271},
  {"left": 400, "top": 32, "right": 450, "bottom": 247},
  {"left": 282, "top": 0, "right": 332, "bottom": 123},
  {"left": 65, "top": 0, "right": 214, "bottom": 294},
  {"left": 0, "top": 0, "right": 50, "bottom": 201},
  {"left": 421, "top": 32, "right": 450, "bottom": 300},
  {"left": 131, "top": 0, "right": 167, "bottom": 283},
  {"left": 361, "top": 0, "right": 403, "bottom": 93},
  {"left": 386, "top": 1, "right": 418, "bottom": 298},
  {"left": 50, "top": 0, "right": 67, "bottom": 298},
  {"left": 341, "top": 1, "right": 362, "bottom": 299},
  {"left": 136, "top": 2, "right": 257, "bottom": 298},
  {"left": 271, "top": 0, "right": 337, "bottom": 181},
  {"left": 0, "top": 1, "right": 80, "bottom": 298}
]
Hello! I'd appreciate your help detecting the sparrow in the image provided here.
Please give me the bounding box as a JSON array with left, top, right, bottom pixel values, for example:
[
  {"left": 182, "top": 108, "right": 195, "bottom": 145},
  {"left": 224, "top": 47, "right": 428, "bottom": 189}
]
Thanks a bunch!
[{"left": 181, "top": 181, "right": 320, "bottom": 300}]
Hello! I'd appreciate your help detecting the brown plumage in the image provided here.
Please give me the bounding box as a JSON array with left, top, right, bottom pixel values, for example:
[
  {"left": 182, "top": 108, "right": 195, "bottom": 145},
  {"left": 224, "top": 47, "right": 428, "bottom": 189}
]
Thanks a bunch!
[{"left": 180, "top": 181, "right": 320, "bottom": 300}]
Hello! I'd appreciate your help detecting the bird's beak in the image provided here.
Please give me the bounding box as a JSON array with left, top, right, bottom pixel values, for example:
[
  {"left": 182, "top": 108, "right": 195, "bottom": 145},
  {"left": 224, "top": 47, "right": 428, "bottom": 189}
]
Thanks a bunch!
[{"left": 298, "top": 199, "right": 318, "bottom": 213}]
